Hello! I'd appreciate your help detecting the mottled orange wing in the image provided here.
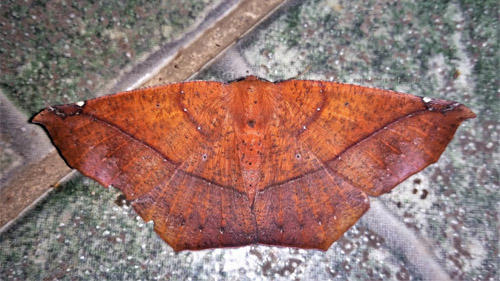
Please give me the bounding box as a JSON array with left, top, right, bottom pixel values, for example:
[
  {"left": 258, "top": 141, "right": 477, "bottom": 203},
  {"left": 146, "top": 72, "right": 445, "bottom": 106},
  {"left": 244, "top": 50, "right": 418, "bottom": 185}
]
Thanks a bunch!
[
  {"left": 32, "top": 81, "right": 256, "bottom": 251},
  {"left": 276, "top": 80, "right": 475, "bottom": 196},
  {"left": 33, "top": 76, "right": 475, "bottom": 251},
  {"left": 252, "top": 79, "right": 474, "bottom": 250}
]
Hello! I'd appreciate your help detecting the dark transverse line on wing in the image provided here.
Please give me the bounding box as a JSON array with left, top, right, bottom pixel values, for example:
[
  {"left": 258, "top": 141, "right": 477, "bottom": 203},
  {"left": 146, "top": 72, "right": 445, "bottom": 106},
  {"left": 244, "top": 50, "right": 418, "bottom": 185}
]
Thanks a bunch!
[{"left": 82, "top": 107, "right": 432, "bottom": 196}]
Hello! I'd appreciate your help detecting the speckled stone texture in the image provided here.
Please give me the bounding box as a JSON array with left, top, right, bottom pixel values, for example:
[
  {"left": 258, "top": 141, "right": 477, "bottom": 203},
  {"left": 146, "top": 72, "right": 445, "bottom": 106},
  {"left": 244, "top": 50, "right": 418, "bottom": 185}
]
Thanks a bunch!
[
  {"left": 0, "top": 0, "right": 498, "bottom": 280},
  {"left": 0, "top": 0, "right": 224, "bottom": 114}
]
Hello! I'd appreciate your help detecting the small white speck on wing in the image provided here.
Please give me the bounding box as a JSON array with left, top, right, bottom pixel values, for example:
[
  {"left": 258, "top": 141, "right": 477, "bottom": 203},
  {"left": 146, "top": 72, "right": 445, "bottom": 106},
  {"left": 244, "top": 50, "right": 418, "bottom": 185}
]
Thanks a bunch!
[{"left": 76, "top": 101, "right": 85, "bottom": 107}]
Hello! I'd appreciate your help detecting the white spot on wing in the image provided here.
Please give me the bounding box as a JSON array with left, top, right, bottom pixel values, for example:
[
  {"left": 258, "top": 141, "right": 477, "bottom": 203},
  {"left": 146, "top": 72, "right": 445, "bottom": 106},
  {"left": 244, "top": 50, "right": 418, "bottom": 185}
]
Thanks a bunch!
[
  {"left": 76, "top": 101, "right": 85, "bottom": 107},
  {"left": 423, "top": 97, "right": 432, "bottom": 103}
]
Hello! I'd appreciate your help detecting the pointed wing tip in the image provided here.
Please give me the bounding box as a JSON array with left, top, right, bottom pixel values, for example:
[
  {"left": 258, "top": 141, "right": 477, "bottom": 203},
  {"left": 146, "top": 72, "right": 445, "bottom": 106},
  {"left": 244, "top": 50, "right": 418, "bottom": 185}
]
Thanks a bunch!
[
  {"left": 32, "top": 103, "right": 85, "bottom": 125},
  {"left": 457, "top": 104, "right": 476, "bottom": 119},
  {"left": 424, "top": 99, "right": 476, "bottom": 120},
  {"left": 31, "top": 108, "right": 50, "bottom": 124}
]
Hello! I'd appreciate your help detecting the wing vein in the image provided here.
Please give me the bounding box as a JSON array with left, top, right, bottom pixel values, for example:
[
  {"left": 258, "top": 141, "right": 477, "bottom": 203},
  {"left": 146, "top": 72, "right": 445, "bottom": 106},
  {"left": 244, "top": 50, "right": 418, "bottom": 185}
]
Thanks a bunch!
[
  {"left": 261, "top": 108, "right": 433, "bottom": 191},
  {"left": 81, "top": 112, "right": 180, "bottom": 166}
]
